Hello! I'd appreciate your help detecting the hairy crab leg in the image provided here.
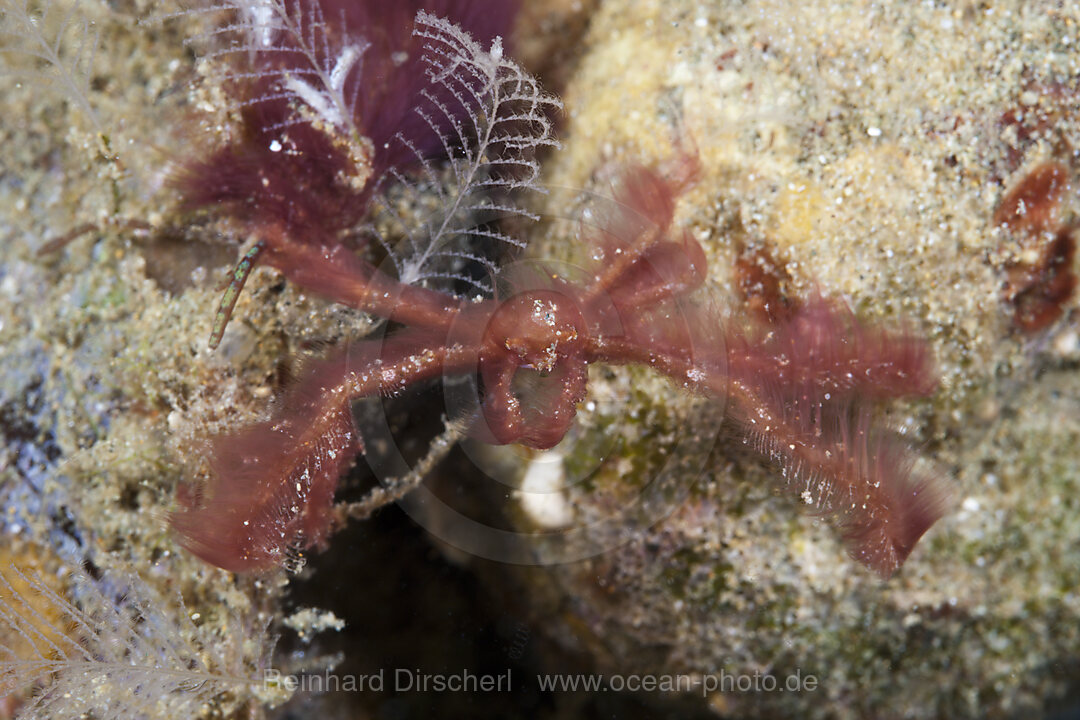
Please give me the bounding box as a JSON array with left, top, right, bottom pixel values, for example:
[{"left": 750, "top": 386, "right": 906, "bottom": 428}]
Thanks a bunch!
[
  {"left": 172, "top": 329, "right": 483, "bottom": 572},
  {"left": 208, "top": 224, "right": 474, "bottom": 350},
  {"left": 580, "top": 161, "right": 698, "bottom": 305},
  {"left": 581, "top": 225, "right": 663, "bottom": 305},
  {"left": 585, "top": 310, "right": 946, "bottom": 577},
  {"left": 257, "top": 226, "right": 466, "bottom": 329}
]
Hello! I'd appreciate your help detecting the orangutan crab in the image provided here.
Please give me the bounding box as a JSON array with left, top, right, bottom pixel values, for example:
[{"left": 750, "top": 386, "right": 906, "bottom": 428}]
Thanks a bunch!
[{"left": 172, "top": 159, "right": 946, "bottom": 578}]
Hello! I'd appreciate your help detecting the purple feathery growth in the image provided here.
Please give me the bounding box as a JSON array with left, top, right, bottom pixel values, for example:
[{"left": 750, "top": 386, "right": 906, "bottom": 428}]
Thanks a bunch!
[{"left": 177, "top": 0, "right": 521, "bottom": 239}]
